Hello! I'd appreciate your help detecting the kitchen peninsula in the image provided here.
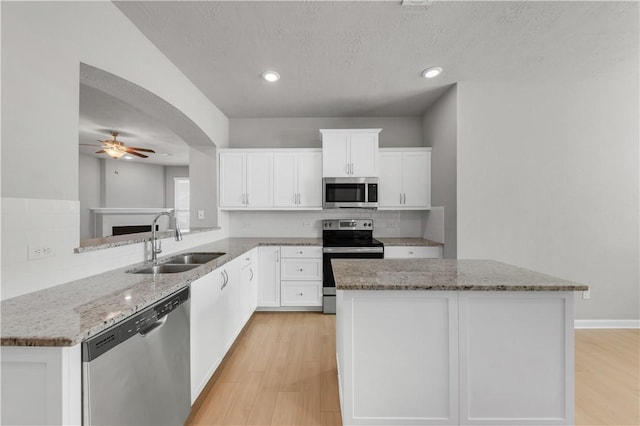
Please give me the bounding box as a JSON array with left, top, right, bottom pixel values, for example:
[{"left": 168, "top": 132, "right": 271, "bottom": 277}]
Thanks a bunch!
[{"left": 333, "top": 259, "right": 588, "bottom": 426}]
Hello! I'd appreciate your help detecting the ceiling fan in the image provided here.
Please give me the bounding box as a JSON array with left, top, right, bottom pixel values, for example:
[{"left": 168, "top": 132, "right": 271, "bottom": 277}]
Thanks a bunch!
[{"left": 82, "top": 131, "right": 156, "bottom": 159}]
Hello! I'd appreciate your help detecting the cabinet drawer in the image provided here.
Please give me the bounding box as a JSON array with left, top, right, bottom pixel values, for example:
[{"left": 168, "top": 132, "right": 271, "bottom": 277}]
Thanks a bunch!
[
  {"left": 384, "top": 246, "right": 442, "bottom": 259},
  {"left": 238, "top": 250, "right": 254, "bottom": 269},
  {"left": 281, "top": 258, "right": 322, "bottom": 281},
  {"left": 281, "top": 282, "right": 322, "bottom": 306},
  {"left": 280, "top": 246, "right": 322, "bottom": 258}
]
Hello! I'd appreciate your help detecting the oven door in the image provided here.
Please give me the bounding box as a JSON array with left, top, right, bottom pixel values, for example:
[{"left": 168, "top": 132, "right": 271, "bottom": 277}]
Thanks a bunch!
[{"left": 322, "top": 248, "right": 384, "bottom": 314}]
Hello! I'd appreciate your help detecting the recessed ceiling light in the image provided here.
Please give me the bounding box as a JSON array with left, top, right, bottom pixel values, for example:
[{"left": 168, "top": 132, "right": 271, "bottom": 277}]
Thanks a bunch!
[
  {"left": 422, "top": 66, "right": 443, "bottom": 79},
  {"left": 262, "top": 71, "right": 280, "bottom": 82},
  {"left": 124, "top": 155, "right": 134, "bottom": 160}
]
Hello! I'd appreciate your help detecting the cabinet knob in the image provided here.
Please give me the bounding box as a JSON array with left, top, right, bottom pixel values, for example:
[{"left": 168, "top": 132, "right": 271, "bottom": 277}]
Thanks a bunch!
[
  {"left": 409, "top": 251, "right": 414, "bottom": 255},
  {"left": 298, "top": 292, "right": 304, "bottom": 296},
  {"left": 298, "top": 268, "right": 304, "bottom": 272},
  {"left": 298, "top": 251, "right": 303, "bottom": 254}
]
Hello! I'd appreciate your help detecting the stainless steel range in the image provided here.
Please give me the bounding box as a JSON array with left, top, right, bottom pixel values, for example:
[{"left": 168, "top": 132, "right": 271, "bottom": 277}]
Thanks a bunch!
[{"left": 322, "top": 219, "right": 384, "bottom": 314}]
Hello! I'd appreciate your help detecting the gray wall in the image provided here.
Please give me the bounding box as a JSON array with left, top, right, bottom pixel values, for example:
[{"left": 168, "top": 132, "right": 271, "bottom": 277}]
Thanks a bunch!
[
  {"left": 79, "top": 154, "right": 102, "bottom": 240},
  {"left": 229, "top": 117, "right": 423, "bottom": 148},
  {"left": 103, "top": 160, "right": 165, "bottom": 207},
  {"left": 189, "top": 146, "right": 218, "bottom": 228},
  {"left": 164, "top": 166, "right": 189, "bottom": 208},
  {"left": 422, "top": 85, "right": 457, "bottom": 258},
  {"left": 457, "top": 79, "right": 639, "bottom": 321}
]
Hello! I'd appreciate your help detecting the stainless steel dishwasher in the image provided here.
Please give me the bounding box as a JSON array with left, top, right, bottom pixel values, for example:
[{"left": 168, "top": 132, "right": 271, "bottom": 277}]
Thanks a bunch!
[{"left": 82, "top": 287, "right": 190, "bottom": 426}]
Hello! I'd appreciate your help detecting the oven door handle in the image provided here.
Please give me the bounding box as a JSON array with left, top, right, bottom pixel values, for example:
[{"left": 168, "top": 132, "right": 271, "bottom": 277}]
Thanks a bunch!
[{"left": 322, "top": 247, "right": 384, "bottom": 254}]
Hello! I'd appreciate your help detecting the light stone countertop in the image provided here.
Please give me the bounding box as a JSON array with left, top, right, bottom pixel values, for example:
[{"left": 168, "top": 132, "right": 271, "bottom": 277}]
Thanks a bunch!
[
  {"left": 75, "top": 227, "right": 221, "bottom": 253},
  {"left": 332, "top": 259, "right": 588, "bottom": 292},
  {"left": 377, "top": 237, "right": 443, "bottom": 247},
  {"left": 1, "top": 237, "right": 321, "bottom": 347}
]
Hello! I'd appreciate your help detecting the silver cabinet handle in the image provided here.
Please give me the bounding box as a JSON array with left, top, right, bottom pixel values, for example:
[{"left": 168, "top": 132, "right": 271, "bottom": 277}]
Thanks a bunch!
[
  {"left": 249, "top": 267, "right": 254, "bottom": 281},
  {"left": 298, "top": 250, "right": 303, "bottom": 254},
  {"left": 298, "top": 292, "right": 304, "bottom": 296},
  {"left": 403, "top": 193, "right": 406, "bottom": 205},
  {"left": 246, "top": 193, "right": 249, "bottom": 205},
  {"left": 298, "top": 268, "right": 303, "bottom": 272},
  {"left": 345, "top": 163, "right": 349, "bottom": 175},
  {"left": 276, "top": 250, "right": 280, "bottom": 262},
  {"left": 400, "top": 193, "right": 403, "bottom": 205},
  {"left": 409, "top": 251, "right": 414, "bottom": 255}
]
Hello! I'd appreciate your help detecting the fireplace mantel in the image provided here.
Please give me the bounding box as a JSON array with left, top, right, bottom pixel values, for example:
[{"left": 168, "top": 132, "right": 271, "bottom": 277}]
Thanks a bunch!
[{"left": 91, "top": 208, "right": 174, "bottom": 215}]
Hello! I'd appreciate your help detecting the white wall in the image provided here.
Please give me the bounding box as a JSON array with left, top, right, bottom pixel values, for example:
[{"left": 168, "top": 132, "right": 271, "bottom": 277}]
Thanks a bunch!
[
  {"left": 1, "top": 2, "right": 229, "bottom": 299},
  {"left": 103, "top": 160, "right": 165, "bottom": 208},
  {"left": 422, "top": 85, "right": 457, "bottom": 258},
  {"left": 457, "top": 79, "right": 639, "bottom": 320},
  {"left": 229, "top": 117, "right": 423, "bottom": 148}
]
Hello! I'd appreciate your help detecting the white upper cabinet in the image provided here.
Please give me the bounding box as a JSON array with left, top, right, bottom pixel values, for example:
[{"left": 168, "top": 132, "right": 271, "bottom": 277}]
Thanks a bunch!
[
  {"left": 273, "top": 150, "right": 322, "bottom": 209},
  {"left": 321, "top": 129, "right": 380, "bottom": 177},
  {"left": 219, "top": 150, "right": 273, "bottom": 209},
  {"left": 379, "top": 148, "right": 431, "bottom": 210}
]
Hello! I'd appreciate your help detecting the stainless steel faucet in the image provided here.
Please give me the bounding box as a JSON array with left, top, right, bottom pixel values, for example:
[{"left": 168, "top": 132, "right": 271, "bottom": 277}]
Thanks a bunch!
[{"left": 151, "top": 211, "right": 183, "bottom": 263}]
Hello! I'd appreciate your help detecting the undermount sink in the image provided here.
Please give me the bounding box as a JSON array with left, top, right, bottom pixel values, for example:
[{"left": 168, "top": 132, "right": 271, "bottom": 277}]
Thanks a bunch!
[
  {"left": 131, "top": 264, "right": 201, "bottom": 274},
  {"left": 165, "top": 252, "right": 225, "bottom": 265},
  {"left": 128, "top": 252, "right": 226, "bottom": 274}
]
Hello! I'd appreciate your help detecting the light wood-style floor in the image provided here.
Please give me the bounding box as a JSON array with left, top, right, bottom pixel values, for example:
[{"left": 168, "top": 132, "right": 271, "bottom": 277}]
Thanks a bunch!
[{"left": 188, "top": 312, "right": 639, "bottom": 426}]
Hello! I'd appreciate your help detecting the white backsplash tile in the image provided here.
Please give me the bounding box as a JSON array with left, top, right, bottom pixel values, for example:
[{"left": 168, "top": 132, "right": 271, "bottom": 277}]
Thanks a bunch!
[{"left": 1, "top": 198, "right": 229, "bottom": 300}]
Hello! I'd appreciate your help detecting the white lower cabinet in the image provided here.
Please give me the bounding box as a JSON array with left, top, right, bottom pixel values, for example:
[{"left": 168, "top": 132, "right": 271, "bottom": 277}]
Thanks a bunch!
[
  {"left": 258, "top": 246, "right": 281, "bottom": 307},
  {"left": 384, "top": 245, "right": 442, "bottom": 259},
  {"left": 190, "top": 250, "right": 259, "bottom": 403},
  {"left": 280, "top": 246, "right": 322, "bottom": 307},
  {"left": 190, "top": 271, "right": 223, "bottom": 403}
]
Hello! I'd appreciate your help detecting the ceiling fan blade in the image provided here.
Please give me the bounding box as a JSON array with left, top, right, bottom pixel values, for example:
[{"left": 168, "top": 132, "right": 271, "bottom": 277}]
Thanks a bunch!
[
  {"left": 127, "top": 147, "right": 156, "bottom": 153},
  {"left": 80, "top": 143, "right": 102, "bottom": 147},
  {"left": 95, "top": 150, "right": 106, "bottom": 154},
  {"left": 125, "top": 149, "right": 148, "bottom": 158}
]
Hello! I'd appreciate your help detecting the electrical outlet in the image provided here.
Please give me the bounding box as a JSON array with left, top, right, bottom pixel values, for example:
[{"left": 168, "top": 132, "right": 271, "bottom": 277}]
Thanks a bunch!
[
  {"left": 197, "top": 210, "right": 205, "bottom": 219},
  {"left": 243, "top": 222, "right": 251, "bottom": 229},
  {"left": 28, "top": 245, "right": 55, "bottom": 260},
  {"left": 582, "top": 289, "right": 591, "bottom": 300},
  {"left": 302, "top": 221, "right": 311, "bottom": 228}
]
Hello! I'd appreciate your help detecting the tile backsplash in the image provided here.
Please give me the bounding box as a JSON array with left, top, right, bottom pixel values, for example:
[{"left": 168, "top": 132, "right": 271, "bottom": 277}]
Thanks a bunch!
[
  {"left": 228, "top": 209, "right": 428, "bottom": 238},
  {"left": 1, "top": 198, "right": 228, "bottom": 300}
]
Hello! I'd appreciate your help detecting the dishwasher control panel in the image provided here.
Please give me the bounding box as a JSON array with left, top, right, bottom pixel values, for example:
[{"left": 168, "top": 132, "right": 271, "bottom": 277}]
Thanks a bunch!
[{"left": 82, "top": 287, "right": 190, "bottom": 362}]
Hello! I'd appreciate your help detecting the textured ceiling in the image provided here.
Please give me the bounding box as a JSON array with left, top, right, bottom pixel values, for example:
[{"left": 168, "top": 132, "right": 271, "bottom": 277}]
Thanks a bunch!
[
  {"left": 79, "top": 84, "right": 190, "bottom": 166},
  {"left": 114, "top": 1, "right": 638, "bottom": 118}
]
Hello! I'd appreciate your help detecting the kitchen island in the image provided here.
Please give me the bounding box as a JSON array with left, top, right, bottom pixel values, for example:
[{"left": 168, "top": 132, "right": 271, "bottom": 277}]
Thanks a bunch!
[{"left": 333, "top": 259, "right": 588, "bottom": 426}]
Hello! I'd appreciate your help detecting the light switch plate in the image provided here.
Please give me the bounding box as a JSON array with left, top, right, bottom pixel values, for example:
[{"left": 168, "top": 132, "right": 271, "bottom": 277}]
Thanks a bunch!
[{"left": 197, "top": 210, "right": 205, "bottom": 219}]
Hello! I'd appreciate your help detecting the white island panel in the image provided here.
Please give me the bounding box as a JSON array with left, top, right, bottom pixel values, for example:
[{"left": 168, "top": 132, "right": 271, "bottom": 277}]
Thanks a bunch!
[
  {"left": 340, "top": 291, "right": 459, "bottom": 425},
  {"left": 459, "top": 292, "right": 574, "bottom": 425}
]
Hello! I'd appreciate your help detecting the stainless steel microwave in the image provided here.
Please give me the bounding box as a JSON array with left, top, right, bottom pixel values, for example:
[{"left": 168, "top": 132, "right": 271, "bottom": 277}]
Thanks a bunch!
[{"left": 322, "top": 177, "right": 379, "bottom": 209}]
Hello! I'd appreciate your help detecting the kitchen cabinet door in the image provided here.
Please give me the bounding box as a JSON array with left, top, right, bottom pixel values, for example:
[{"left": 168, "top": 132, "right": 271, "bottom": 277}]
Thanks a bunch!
[
  {"left": 258, "top": 246, "right": 281, "bottom": 307},
  {"left": 378, "top": 148, "right": 431, "bottom": 210},
  {"left": 220, "top": 259, "right": 241, "bottom": 353},
  {"left": 349, "top": 133, "right": 378, "bottom": 177},
  {"left": 273, "top": 153, "right": 297, "bottom": 207},
  {"left": 297, "top": 151, "right": 322, "bottom": 207},
  {"left": 246, "top": 152, "right": 273, "bottom": 208},
  {"left": 402, "top": 150, "right": 431, "bottom": 208},
  {"left": 190, "top": 270, "right": 223, "bottom": 403},
  {"left": 239, "top": 259, "right": 257, "bottom": 326},
  {"left": 322, "top": 133, "right": 350, "bottom": 177},
  {"left": 219, "top": 152, "right": 246, "bottom": 207},
  {"left": 379, "top": 151, "right": 403, "bottom": 208}
]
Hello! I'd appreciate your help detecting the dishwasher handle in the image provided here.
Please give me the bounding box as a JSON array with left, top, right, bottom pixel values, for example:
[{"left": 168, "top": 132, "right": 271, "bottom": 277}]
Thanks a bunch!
[{"left": 139, "top": 315, "right": 167, "bottom": 337}]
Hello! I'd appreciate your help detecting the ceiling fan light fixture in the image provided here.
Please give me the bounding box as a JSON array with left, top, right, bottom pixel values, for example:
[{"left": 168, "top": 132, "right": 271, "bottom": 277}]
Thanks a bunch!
[
  {"left": 262, "top": 71, "right": 280, "bottom": 82},
  {"left": 422, "top": 66, "right": 443, "bottom": 79},
  {"left": 104, "top": 147, "right": 126, "bottom": 159}
]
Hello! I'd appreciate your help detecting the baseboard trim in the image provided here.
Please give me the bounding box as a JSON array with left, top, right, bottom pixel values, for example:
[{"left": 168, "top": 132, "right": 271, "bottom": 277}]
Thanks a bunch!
[{"left": 575, "top": 319, "right": 640, "bottom": 329}]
